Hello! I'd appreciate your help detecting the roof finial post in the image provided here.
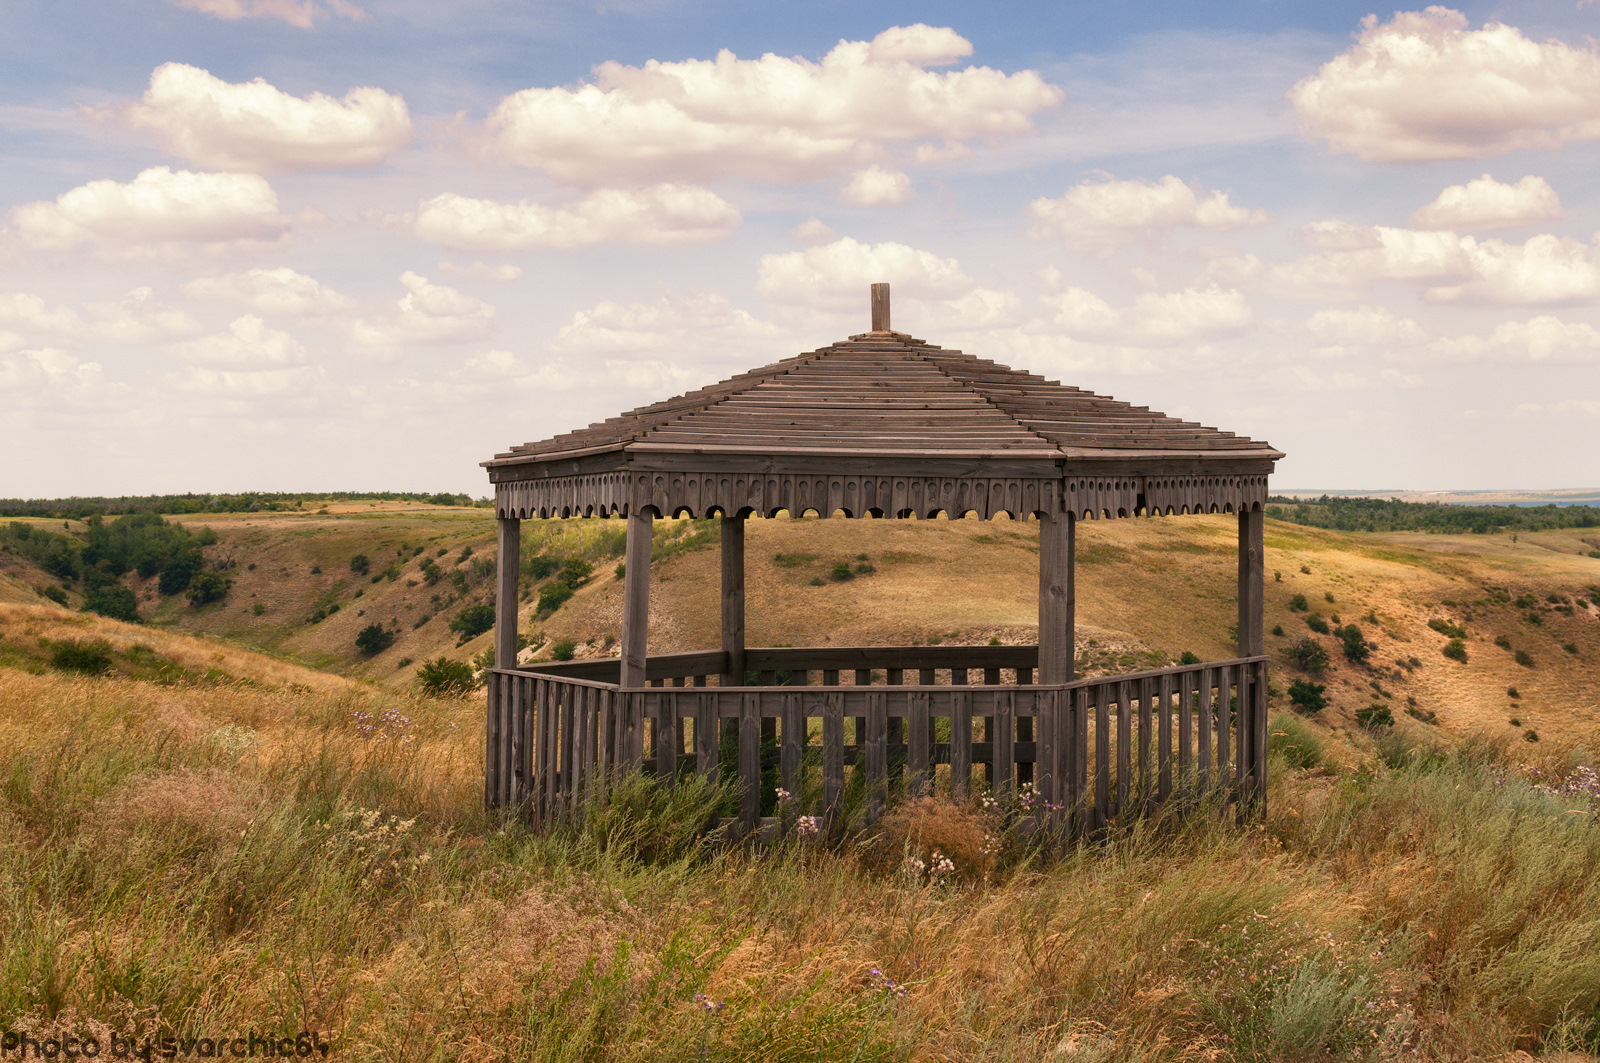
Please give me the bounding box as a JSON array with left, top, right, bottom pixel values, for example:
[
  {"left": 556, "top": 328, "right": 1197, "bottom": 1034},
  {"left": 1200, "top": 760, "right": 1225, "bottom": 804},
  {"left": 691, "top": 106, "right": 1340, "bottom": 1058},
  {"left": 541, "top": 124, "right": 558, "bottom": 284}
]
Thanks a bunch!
[{"left": 870, "top": 282, "right": 890, "bottom": 332}]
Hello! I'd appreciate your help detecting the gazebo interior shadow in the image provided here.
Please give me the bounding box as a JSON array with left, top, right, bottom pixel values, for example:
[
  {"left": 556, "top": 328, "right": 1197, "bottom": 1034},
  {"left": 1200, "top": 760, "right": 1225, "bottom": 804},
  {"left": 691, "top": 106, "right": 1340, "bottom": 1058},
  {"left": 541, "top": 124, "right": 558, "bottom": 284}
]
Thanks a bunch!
[{"left": 483, "top": 284, "right": 1282, "bottom": 838}]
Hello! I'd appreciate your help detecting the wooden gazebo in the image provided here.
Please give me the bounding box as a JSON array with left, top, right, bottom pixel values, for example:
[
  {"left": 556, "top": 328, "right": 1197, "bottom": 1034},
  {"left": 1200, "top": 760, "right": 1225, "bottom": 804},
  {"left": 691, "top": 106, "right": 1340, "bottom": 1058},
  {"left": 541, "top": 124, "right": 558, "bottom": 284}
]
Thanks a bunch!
[{"left": 483, "top": 284, "right": 1282, "bottom": 836}]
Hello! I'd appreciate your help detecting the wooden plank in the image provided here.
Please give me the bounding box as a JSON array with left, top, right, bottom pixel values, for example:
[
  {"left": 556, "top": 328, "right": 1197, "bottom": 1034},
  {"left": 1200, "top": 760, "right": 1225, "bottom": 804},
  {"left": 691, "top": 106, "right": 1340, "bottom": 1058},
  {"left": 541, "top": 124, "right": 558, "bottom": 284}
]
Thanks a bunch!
[
  {"left": 993, "top": 690, "right": 1015, "bottom": 803},
  {"left": 781, "top": 693, "right": 802, "bottom": 798},
  {"left": 908, "top": 690, "right": 931, "bottom": 797},
  {"left": 543, "top": 683, "right": 559, "bottom": 821},
  {"left": 1254, "top": 660, "right": 1269, "bottom": 820},
  {"left": 823, "top": 692, "right": 844, "bottom": 817},
  {"left": 655, "top": 689, "right": 676, "bottom": 783},
  {"left": 745, "top": 645, "right": 1038, "bottom": 672},
  {"left": 1137, "top": 678, "right": 1151, "bottom": 814},
  {"left": 740, "top": 693, "right": 760, "bottom": 830},
  {"left": 1177, "top": 669, "right": 1193, "bottom": 804},
  {"left": 1072, "top": 686, "right": 1088, "bottom": 838},
  {"left": 494, "top": 517, "right": 520, "bottom": 679},
  {"left": 1033, "top": 687, "right": 1053, "bottom": 808},
  {"left": 853, "top": 668, "right": 871, "bottom": 685},
  {"left": 866, "top": 692, "right": 887, "bottom": 824},
  {"left": 1158, "top": 672, "right": 1173, "bottom": 804},
  {"left": 871, "top": 281, "right": 891, "bottom": 331},
  {"left": 1198, "top": 667, "right": 1213, "bottom": 797},
  {"left": 720, "top": 516, "right": 745, "bottom": 687},
  {"left": 823, "top": 669, "right": 839, "bottom": 686},
  {"left": 562, "top": 685, "right": 578, "bottom": 819},
  {"left": 950, "top": 690, "right": 972, "bottom": 800},
  {"left": 919, "top": 667, "right": 935, "bottom": 685},
  {"left": 569, "top": 685, "right": 586, "bottom": 812},
  {"left": 1218, "top": 664, "right": 1233, "bottom": 782},
  {"left": 484, "top": 672, "right": 500, "bottom": 810},
  {"left": 1237, "top": 508, "right": 1265, "bottom": 657},
  {"left": 1116, "top": 680, "right": 1132, "bottom": 818},
  {"left": 696, "top": 693, "right": 718, "bottom": 778},
  {"left": 1094, "top": 682, "right": 1110, "bottom": 829},
  {"left": 620, "top": 509, "right": 653, "bottom": 688}
]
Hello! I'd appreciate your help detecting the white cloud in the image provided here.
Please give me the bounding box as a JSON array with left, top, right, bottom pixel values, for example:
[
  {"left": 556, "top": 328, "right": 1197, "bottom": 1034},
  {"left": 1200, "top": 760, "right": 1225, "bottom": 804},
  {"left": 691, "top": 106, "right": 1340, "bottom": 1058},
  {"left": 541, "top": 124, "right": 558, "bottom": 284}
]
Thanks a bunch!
[
  {"left": 1027, "top": 175, "right": 1265, "bottom": 255},
  {"left": 84, "top": 287, "right": 204, "bottom": 342},
  {"left": 790, "top": 217, "right": 836, "bottom": 245},
  {"left": 1304, "top": 305, "right": 1426, "bottom": 347},
  {"left": 478, "top": 26, "right": 1061, "bottom": 185},
  {"left": 172, "top": 364, "right": 326, "bottom": 399},
  {"left": 1410, "top": 174, "right": 1562, "bottom": 231},
  {"left": 1513, "top": 399, "right": 1600, "bottom": 418},
  {"left": 169, "top": 315, "right": 312, "bottom": 369},
  {"left": 1429, "top": 234, "right": 1600, "bottom": 305},
  {"left": 344, "top": 272, "right": 495, "bottom": 357},
  {"left": 0, "top": 348, "right": 102, "bottom": 391},
  {"left": 548, "top": 292, "right": 785, "bottom": 356},
  {"left": 0, "top": 291, "right": 83, "bottom": 351},
  {"left": 1424, "top": 316, "right": 1600, "bottom": 365},
  {"left": 1046, "top": 284, "right": 1254, "bottom": 347},
  {"left": 108, "top": 63, "right": 410, "bottom": 172},
  {"left": 839, "top": 166, "right": 912, "bottom": 206},
  {"left": 182, "top": 267, "right": 357, "bottom": 316},
  {"left": 1290, "top": 8, "right": 1600, "bottom": 161},
  {"left": 413, "top": 185, "right": 740, "bottom": 251},
  {"left": 436, "top": 260, "right": 524, "bottom": 282},
  {"left": 6, "top": 167, "right": 288, "bottom": 256},
  {"left": 757, "top": 237, "right": 973, "bottom": 311},
  {"left": 169, "top": 0, "right": 365, "bottom": 29}
]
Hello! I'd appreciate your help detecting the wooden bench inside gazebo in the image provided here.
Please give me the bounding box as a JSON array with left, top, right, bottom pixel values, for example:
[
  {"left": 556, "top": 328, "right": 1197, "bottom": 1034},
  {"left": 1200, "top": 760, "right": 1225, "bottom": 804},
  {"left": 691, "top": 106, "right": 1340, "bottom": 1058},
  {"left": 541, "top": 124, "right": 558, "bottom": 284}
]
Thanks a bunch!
[{"left": 483, "top": 284, "right": 1282, "bottom": 838}]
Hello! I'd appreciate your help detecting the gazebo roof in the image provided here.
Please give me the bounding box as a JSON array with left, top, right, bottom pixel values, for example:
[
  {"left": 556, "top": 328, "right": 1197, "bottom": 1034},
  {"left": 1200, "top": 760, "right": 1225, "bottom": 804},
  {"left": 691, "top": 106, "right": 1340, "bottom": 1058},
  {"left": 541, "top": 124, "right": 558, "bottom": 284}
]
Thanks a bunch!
[
  {"left": 484, "top": 291, "right": 1281, "bottom": 522},
  {"left": 488, "top": 329, "right": 1279, "bottom": 466}
]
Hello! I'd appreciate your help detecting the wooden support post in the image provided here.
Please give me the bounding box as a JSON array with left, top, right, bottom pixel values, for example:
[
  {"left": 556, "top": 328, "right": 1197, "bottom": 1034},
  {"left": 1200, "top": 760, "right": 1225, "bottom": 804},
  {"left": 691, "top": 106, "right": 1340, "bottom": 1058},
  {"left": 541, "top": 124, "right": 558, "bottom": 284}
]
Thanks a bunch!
[
  {"left": 1237, "top": 507, "right": 1264, "bottom": 658},
  {"left": 719, "top": 516, "right": 745, "bottom": 687},
  {"left": 621, "top": 509, "right": 653, "bottom": 690},
  {"left": 495, "top": 516, "right": 521, "bottom": 672},
  {"left": 871, "top": 282, "right": 891, "bottom": 332},
  {"left": 1038, "top": 512, "right": 1075, "bottom": 683}
]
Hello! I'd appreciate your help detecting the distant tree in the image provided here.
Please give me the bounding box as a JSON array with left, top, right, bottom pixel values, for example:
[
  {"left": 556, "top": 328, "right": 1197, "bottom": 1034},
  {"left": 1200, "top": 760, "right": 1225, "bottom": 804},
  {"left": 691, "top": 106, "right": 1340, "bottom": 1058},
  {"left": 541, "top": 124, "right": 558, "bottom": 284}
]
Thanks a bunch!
[
  {"left": 349, "top": 553, "right": 370, "bottom": 576},
  {"left": 1282, "top": 637, "right": 1329, "bottom": 673},
  {"left": 39, "top": 585, "right": 68, "bottom": 606},
  {"left": 1338, "top": 623, "right": 1372, "bottom": 664},
  {"left": 449, "top": 601, "right": 495, "bottom": 644},
  {"left": 82, "top": 585, "right": 140, "bottom": 623},
  {"left": 1287, "top": 678, "right": 1327, "bottom": 714},
  {"left": 356, "top": 623, "right": 396, "bottom": 656},
  {"left": 186, "top": 571, "right": 232, "bottom": 607},
  {"left": 417, "top": 656, "right": 475, "bottom": 697}
]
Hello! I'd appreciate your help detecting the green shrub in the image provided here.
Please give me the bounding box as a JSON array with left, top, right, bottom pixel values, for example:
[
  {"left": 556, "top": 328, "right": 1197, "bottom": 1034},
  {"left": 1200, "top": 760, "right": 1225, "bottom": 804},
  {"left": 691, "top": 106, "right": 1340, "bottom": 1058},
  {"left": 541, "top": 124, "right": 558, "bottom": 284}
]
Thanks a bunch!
[
  {"left": 1287, "top": 678, "right": 1327, "bottom": 714},
  {"left": 1324, "top": 592, "right": 1335, "bottom": 603},
  {"left": 449, "top": 601, "right": 495, "bottom": 644},
  {"left": 1355, "top": 703, "right": 1394, "bottom": 730},
  {"left": 1507, "top": 687, "right": 1520, "bottom": 698},
  {"left": 1442, "top": 639, "right": 1468, "bottom": 662},
  {"left": 773, "top": 552, "right": 817, "bottom": 567},
  {"left": 420, "top": 559, "right": 441, "bottom": 585},
  {"left": 536, "top": 581, "right": 574, "bottom": 616},
  {"left": 349, "top": 553, "right": 369, "bottom": 575},
  {"left": 1179, "top": 651, "right": 1201, "bottom": 665},
  {"left": 1271, "top": 624, "right": 1284, "bottom": 637},
  {"left": 1428, "top": 618, "right": 1467, "bottom": 639},
  {"left": 1494, "top": 635, "right": 1513, "bottom": 650},
  {"left": 356, "top": 623, "right": 396, "bottom": 656},
  {"left": 550, "top": 638, "right": 577, "bottom": 661},
  {"left": 417, "top": 656, "right": 475, "bottom": 697},
  {"left": 1339, "top": 624, "right": 1372, "bottom": 664},
  {"left": 49, "top": 639, "right": 113, "bottom": 675},
  {"left": 1306, "top": 615, "right": 1330, "bottom": 634},
  {"left": 1563, "top": 642, "right": 1579, "bottom": 655},
  {"left": 1283, "top": 637, "right": 1329, "bottom": 673},
  {"left": 81, "top": 585, "right": 139, "bottom": 623},
  {"left": 1289, "top": 593, "right": 1309, "bottom": 612},
  {"left": 39, "top": 585, "right": 68, "bottom": 606},
  {"left": 186, "top": 570, "right": 231, "bottom": 607},
  {"left": 523, "top": 553, "right": 560, "bottom": 580},
  {"left": 1515, "top": 650, "right": 1534, "bottom": 668},
  {"left": 830, "top": 560, "right": 855, "bottom": 581},
  {"left": 251, "top": 601, "right": 265, "bottom": 616}
]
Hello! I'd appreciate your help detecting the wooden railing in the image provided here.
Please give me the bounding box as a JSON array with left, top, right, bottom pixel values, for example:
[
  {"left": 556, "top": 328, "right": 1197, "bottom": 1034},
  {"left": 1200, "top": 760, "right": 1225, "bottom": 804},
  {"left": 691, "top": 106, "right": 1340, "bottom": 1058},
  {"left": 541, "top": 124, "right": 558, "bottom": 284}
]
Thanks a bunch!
[{"left": 485, "top": 648, "right": 1269, "bottom": 838}]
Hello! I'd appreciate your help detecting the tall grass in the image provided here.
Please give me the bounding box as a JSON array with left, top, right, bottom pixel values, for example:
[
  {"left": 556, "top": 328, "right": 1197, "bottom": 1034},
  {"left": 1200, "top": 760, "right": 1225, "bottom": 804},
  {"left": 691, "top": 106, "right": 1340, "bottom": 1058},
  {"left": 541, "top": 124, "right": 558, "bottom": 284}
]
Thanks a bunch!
[{"left": 2, "top": 659, "right": 1599, "bottom": 1060}]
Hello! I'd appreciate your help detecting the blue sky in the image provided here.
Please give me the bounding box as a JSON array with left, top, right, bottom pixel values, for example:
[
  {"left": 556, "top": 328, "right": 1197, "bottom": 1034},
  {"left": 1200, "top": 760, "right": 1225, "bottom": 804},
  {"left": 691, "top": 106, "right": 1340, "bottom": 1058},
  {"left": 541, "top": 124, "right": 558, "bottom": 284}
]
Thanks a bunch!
[{"left": 3, "top": 0, "right": 1598, "bottom": 496}]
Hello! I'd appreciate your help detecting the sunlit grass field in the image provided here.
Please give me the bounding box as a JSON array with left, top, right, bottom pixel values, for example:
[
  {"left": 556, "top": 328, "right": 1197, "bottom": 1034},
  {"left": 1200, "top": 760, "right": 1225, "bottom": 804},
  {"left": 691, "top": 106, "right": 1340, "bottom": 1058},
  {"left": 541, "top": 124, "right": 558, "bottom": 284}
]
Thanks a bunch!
[{"left": 3, "top": 604, "right": 1600, "bottom": 1061}]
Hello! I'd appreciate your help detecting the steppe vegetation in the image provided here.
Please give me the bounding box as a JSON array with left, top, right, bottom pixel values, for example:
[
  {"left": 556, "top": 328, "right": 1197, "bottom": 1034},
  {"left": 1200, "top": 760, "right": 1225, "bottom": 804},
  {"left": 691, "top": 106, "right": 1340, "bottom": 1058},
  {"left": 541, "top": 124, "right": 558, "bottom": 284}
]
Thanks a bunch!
[{"left": 2, "top": 497, "right": 1600, "bottom": 1059}]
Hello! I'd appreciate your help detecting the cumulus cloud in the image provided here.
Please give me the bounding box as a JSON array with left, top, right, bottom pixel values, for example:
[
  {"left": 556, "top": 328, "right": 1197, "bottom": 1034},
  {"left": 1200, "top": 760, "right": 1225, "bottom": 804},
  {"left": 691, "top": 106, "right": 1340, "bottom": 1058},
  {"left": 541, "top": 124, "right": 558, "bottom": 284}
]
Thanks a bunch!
[
  {"left": 0, "top": 291, "right": 83, "bottom": 351},
  {"left": 172, "top": 364, "right": 327, "bottom": 400},
  {"left": 182, "top": 267, "right": 357, "bottom": 316},
  {"left": 169, "top": 0, "right": 366, "bottom": 29},
  {"left": 344, "top": 272, "right": 495, "bottom": 357},
  {"left": 1429, "top": 234, "right": 1600, "bottom": 305},
  {"left": 1045, "top": 284, "right": 1253, "bottom": 347},
  {"left": 839, "top": 166, "right": 912, "bottom": 206},
  {"left": 1304, "top": 305, "right": 1426, "bottom": 348},
  {"left": 758, "top": 237, "right": 973, "bottom": 311},
  {"left": 169, "top": 315, "right": 312, "bottom": 370},
  {"left": 6, "top": 167, "right": 288, "bottom": 256},
  {"left": 1028, "top": 175, "right": 1265, "bottom": 255},
  {"left": 548, "top": 292, "right": 786, "bottom": 357},
  {"left": 108, "top": 63, "right": 411, "bottom": 172},
  {"left": 413, "top": 185, "right": 740, "bottom": 251},
  {"left": 84, "top": 288, "right": 204, "bottom": 342},
  {"left": 1290, "top": 8, "right": 1600, "bottom": 161},
  {"left": 790, "top": 217, "right": 836, "bottom": 245},
  {"left": 1410, "top": 174, "right": 1562, "bottom": 231},
  {"left": 478, "top": 25, "right": 1061, "bottom": 185},
  {"left": 437, "top": 261, "right": 524, "bottom": 282},
  {"left": 1424, "top": 316, "right": 1600, "bottom": 365},
  {"left": 1513, "top": 399, "right": 1600, "bottom": 418},
  {"left": 0, "top": 348, "right": 102, "bottom": 391}
]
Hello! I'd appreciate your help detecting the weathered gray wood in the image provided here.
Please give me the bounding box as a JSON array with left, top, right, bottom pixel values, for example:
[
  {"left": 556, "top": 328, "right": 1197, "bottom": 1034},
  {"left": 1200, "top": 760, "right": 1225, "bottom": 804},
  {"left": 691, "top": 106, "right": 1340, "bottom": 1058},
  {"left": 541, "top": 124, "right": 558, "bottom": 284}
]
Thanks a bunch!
[
  {"left": 1158, "top": 672, "right": 1173, "bottom": 804},
  {"left": 1116, "top": 680, "right": 1132, "bottom": 817},
  {"left": 823, "top": 692, "right": 844, "bottom": 816},
  {"left": 655, "top": 688, "right": 677, "bottom": 782},
  {"left": 1072, "top": 686, "right": 1089, "bottom": 837},
  {"left": 993, "top": 691, "right": 1015, "bottom": 803},
  {"left": 1138, "top": 677, "right": 1152, "bottom": 814},
  {"left": 1254, "top": 660, "right": 1269, "bottom": 819},
  {"left": 1039, "top": 509, "right": 1075, "bottom": 686},
  {"left": 620, "top": 509, "right": 653, "bottom": 688},
  {"left": 744, "top": 645, "right": 1038, "bottom": 672},
  {"left": 1237, "top": 507, "right": 1265, "bottom": 657},
  {"left": 1177, "top": 670, "right": 1192, "bottom": 802},
  {"left": 720, "top": 516, "right": 745, "bottom": 688},
  {"left": 485, "top": 672, "right": 501, "bottom": 809},
  {"left": 495, "top": 517, "right": 520, "bottom": 676},
  {"left": 951, "top": 691, "right": 972, "bottom": 800},
  {"left": 781, "top": 693, "right": 802, "bottom": 797},
  {"left": 1094, "top": 682, "right": 1110, "bottom": 829},
  {"left": 871, "top": 282, "right": 891, "bottom": 331},
  {"left": 908, "top": 690, "right": 931, "bottom": 796},
  {"left": 740, "top": 693, "right": 760, "bottom": 829},
  {"left": 866, "top": 692, "right": 887, "bottom": 824},
  {"left": 1198, "top": 667, "right": 1213, "bottom": 796},
  {"left": 1218, "top": 664, "right": 1233, "bottom": 780},
  {"left": 696, "top": 694, "right": 717, "bottom": 778}
]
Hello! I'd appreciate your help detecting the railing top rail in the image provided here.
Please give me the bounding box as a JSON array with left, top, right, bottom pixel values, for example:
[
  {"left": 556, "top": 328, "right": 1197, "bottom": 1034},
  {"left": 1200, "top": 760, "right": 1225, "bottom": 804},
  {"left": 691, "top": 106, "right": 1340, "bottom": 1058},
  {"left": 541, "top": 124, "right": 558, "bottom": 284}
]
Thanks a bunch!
[{"left": 486, "top": 669, "right": 622, "bottom": 691}]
